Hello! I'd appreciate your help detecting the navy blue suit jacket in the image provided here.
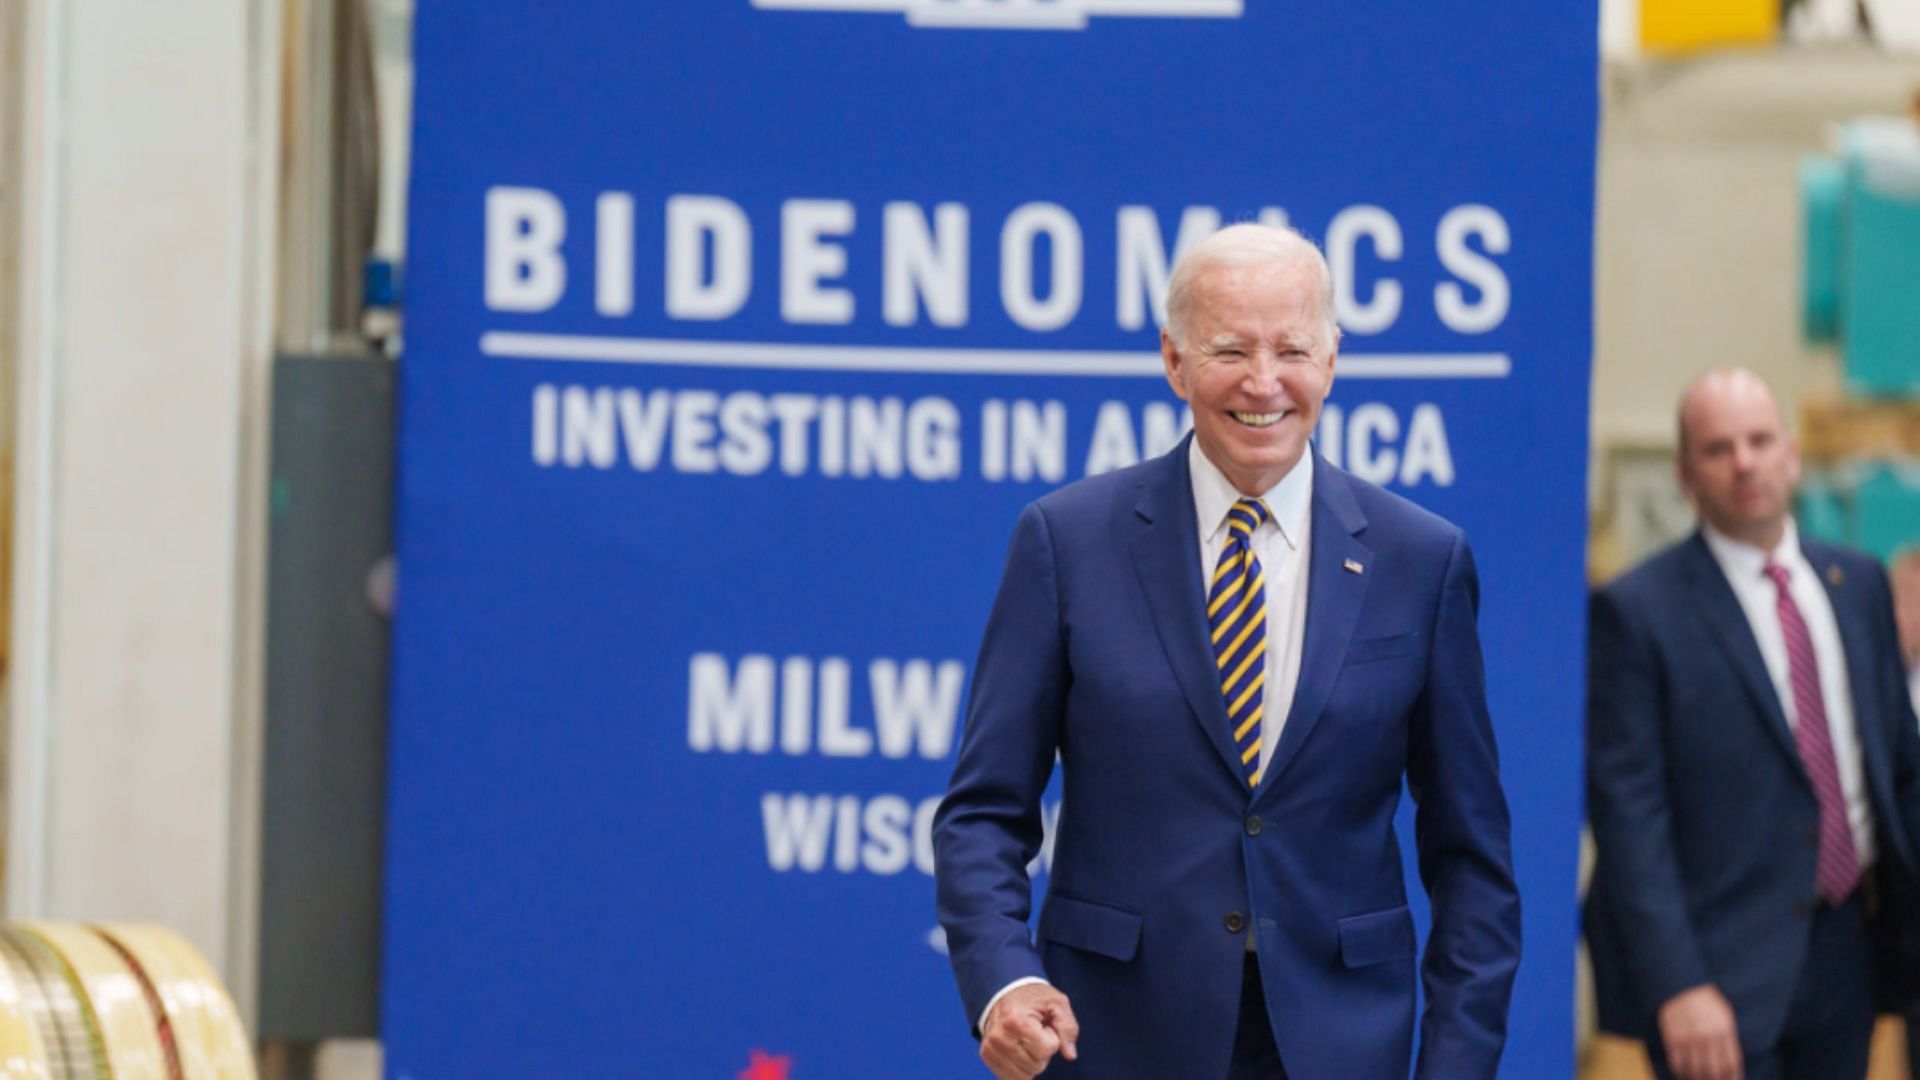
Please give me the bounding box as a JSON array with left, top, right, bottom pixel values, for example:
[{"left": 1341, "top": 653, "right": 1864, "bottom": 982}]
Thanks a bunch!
[
  {"left": 1586, "top": 533, "right": 1920, "bottom": 1048},
  {"left": 933, "top": 439, "right": 1521, "bottom": 1080}
]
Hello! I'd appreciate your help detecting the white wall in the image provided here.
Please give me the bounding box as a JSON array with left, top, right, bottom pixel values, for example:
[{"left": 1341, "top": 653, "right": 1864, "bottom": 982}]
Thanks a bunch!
[
  {"left": 5, "top": 0, "right": 278, "bottom": 1017},
  {"left": 1593, "top": 46, "right": 1920, "bottom": 450}
]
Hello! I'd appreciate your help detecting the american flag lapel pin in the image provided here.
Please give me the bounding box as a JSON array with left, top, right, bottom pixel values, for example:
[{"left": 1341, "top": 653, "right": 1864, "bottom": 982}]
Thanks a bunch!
[{"left": 1343, "top": 558, "right": 1364, "bottom": 575}]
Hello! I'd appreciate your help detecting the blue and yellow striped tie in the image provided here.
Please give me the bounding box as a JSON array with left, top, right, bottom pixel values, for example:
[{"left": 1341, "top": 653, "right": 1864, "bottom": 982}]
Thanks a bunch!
[{"left": 1208, "top": 498, "right": 1270, "bottom": 787}]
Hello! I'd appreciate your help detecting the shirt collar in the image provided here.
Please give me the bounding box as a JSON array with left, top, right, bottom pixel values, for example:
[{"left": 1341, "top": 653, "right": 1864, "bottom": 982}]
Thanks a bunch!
[
  {"left": 1188, "top": 437, "right": 1314, "bottom": 550},
  {"left": 1701, "top": 517, "right": 1801, "bottom": 581}
]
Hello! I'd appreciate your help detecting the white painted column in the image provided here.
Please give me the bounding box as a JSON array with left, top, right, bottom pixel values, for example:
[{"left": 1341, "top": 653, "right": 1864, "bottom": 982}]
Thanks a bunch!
[{"left": 5, "top": 0, "right": 280, "bottom": 1022}]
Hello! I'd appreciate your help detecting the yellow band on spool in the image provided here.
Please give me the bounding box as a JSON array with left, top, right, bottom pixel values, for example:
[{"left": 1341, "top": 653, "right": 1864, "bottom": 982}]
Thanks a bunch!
[
  {"left": 92, "top": 926, "right": 256, "bottom": 1080},
  {"left": 23, "top": 924, "right": 166, "bottom": 1080},
  {"left": 86, "top": 929, "right": 183, "bottom": 1080},
  {"left": 0, "top": 928, "right": 101, "bottom": 1079},
  {"left": 0, "top": 933, "right": 62, "bottom": 1079},
  {"left": 0, "top": 949, "right": 53, "bottom": 1079},
  {"left": 11, "top": 928, "right": 112, "bottom": 1080}
]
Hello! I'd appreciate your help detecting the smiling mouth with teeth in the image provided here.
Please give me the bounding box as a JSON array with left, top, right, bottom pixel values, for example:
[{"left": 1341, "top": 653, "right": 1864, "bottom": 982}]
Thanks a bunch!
[{"left": 1231, "top": 410, "right": 1289, "bottom": 427}]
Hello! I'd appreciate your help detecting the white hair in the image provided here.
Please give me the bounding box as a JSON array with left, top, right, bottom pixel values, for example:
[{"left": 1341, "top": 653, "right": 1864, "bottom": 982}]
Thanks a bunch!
[{"left": 1162, "top": 222, "right": 1341, "bottom": 350}]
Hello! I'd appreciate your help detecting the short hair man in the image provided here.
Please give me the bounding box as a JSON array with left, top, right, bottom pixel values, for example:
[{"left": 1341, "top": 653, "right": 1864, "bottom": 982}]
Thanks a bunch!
[
  {"left": 933, "top": 224, "right": 1521, "bottom": 1079},
  {"left": 1586, "top": 369, "right": 1920, "bottom": 1080}
]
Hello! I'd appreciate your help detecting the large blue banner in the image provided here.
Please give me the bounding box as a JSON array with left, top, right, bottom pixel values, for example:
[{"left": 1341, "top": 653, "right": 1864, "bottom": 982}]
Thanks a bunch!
[{"left": 387, "top": 3, "right": 1596, "bottom": 1076}]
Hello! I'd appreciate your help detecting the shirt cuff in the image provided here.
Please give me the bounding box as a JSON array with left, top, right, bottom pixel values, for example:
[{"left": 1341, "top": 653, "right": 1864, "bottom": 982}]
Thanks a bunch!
[{"left": 979, "top": 976, "right": 1052, "bottom": 1034}]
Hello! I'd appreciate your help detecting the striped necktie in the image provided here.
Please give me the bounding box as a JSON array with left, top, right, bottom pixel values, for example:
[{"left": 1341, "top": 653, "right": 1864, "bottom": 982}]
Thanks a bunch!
[
  {"left": 1764, "top": 562, "right": 1861, "bottom": 905},
  {"left": 1209, "top": 498, "right": 1271, "bottom": 787}
]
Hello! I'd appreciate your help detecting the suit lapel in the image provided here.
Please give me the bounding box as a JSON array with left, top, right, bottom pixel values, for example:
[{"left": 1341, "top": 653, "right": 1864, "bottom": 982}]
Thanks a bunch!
[
  {"left": 1258, "top": 456, "right": 1371, "bottom": 795},
  {"left": 1129, "top": 438, "right": 1247, "bottom": 785},
  {"left": 1809, "top": 541, "right": 1910, "bottom": 864},
  {"left": 1679, "top": 534, "right": 1801, "bottom": 771}
]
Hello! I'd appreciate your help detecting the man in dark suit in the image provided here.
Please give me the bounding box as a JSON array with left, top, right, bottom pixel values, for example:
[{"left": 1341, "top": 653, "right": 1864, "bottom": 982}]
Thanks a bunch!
[
  {"left": 1586, "top": 368, "right": 1920, "bottom": 1080},
  {"left": 933, "top": 224, "right": 1521, "bottom": 1080}
]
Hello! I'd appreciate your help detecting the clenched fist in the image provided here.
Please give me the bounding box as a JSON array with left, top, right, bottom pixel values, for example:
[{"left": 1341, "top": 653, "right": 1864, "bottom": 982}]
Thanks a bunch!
[{"left": 980, "top": 982, "right": 1080, "bottom": 1079}]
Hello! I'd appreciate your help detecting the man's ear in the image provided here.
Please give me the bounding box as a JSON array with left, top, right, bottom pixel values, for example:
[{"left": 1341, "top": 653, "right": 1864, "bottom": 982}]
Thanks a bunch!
[{"left": 1161, "top": 329, "right": 1189, "bottom": 401}]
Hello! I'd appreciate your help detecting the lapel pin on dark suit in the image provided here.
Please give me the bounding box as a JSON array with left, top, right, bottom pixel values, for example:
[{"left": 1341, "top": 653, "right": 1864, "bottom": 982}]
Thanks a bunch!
[
  {"left": 1827, "top": 565, "right": 1844, "bottom": 587},
  {"left": 1344, "top": 558, "right": 1364, "bottom": 575}
]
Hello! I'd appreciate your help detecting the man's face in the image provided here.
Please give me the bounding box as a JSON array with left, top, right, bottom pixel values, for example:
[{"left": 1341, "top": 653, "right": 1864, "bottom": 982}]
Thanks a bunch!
[
  {"left": 1677, "top": 376, "right": 1800, "bottom": 545},
  {"left": 1160, "top": 260, "right": 1336, "bottom": 496}
]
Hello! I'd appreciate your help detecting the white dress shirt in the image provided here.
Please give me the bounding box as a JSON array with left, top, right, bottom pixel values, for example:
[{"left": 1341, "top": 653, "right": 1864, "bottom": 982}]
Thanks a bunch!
[
  {"left": 1187, "top": 438, "right": 1314, "bottom": 783},
  {"left": 1701, "top": 520, "right": 1875, "bottom": 869}
]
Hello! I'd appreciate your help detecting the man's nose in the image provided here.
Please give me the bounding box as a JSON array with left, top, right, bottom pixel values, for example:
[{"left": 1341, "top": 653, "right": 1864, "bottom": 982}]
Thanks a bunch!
[{"left": 1243, "top": 352, "right": 1286, "bottom": 394}]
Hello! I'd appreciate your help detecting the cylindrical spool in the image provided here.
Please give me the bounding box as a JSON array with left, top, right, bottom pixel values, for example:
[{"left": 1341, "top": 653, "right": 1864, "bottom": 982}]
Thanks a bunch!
[
  {"left": 0, "top": 928, "right": 103, "bottom": 1080},
  {"left": 23, "top": 923, "right": 170, "bottom": 1080},
  {"left": 93, "top": 926, "right": 255, "bottom": 1080},
  {"left": 82, "top": 929, "right": 183, "bottom": 1080},
  {"left": 0, "top": 948, "right": 53, "bottom": 1079}
]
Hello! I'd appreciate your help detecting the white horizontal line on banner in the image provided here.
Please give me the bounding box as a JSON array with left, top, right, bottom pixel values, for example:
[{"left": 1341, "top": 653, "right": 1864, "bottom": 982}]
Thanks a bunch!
[
  {"left": 480, "top": 331, "right": 1513, "bottom": 380},
  {"left": 750, "top": 0, "right": 1243, "bottom": 21},
  {"left": 905, "top": 9, "right": 1087, "bottom": 28},
  {"left": 751, "top": 0, "right": 1241, "bottom": 11},
  {"left": 752, "top": 0, "right": 914, "bottom": 10},
  {"left": 900, "top": 0, "right": 1245, "bottom": 28},
  {"left": 1074, "top": 0, "right": 1242, "bottom": 15}
]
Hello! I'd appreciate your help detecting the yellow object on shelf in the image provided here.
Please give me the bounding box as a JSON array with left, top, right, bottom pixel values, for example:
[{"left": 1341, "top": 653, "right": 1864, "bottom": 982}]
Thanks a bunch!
[
  {"left": 1641, "top": 0, "right": 1778, "bottom": 52},
  {"left": 1800, "top": 399, "right": 1920, "bottom": 462}
]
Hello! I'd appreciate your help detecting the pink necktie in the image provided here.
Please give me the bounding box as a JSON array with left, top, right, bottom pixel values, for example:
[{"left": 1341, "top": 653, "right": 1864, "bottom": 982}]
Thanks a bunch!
[{"left": 1764, "top": 562, "right": 1861, "bottom": 905}]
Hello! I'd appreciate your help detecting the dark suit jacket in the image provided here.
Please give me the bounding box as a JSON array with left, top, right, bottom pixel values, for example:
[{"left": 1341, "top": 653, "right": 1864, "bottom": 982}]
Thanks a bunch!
[
  {"left": 933, "top": 438, "right": 1521, "bottom": 1080},
  {"left": 1586, "top": 532, "right": 1920, "bottom": 1048}
]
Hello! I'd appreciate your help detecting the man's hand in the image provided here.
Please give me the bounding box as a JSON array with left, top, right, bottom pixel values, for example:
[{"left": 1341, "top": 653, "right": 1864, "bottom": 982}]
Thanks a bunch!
[
  {"left": 1658, "top": 984, "right": 1742, "bottom": 1080},
  {"left": 980, "top": 982, "right": 1079, "bottom": 1079}
]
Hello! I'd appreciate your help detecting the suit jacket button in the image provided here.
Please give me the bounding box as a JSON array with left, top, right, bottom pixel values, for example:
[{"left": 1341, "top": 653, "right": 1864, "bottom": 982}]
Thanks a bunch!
[
  {"left": 1245, "top": 815, "right": 1263, "bottom": 837},
  {"left": 1793, "top": 898, "right": 1813, "bottom": 918},
  {"left": 1224, "top": 912, "right": 1246, "bottom": 934}
]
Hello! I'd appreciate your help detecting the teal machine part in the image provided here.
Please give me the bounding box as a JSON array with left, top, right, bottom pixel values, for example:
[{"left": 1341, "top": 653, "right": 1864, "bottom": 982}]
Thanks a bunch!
[
  {"left": 1855, "top": 462, "right": 1920, "bottom": 560},
  {"left": 1796, "top": 463, "right": 1920, "bottom": 561},
  {"left": 1800, "top": 157, "right": 1842, "bottom": 345},
  {"left": 1801, "top": 118, "right": 1920, "bottom": 397},
  {"left": 1795, "top": 471, "right": 1852, "bottom": 547}
]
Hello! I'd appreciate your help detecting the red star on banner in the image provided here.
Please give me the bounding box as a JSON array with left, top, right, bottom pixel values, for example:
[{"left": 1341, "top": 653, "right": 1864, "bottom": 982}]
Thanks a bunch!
[{"left": 739, "top": 1049, "right": 792, "bottom": 1080}]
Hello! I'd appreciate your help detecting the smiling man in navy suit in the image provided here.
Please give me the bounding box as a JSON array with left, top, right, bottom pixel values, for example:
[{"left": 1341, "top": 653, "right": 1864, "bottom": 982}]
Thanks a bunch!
[
  {"left": 1586, "top": 369, "right": 1920, "bottom": 1080},
  {"left": 933, "top": 224, "right": 1521, "bottom": 1080}
]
